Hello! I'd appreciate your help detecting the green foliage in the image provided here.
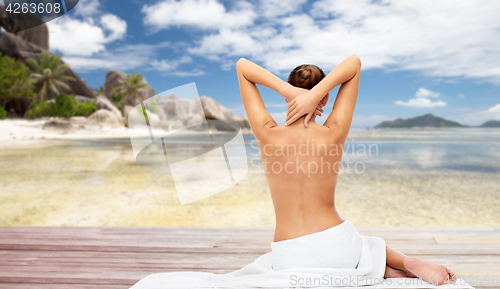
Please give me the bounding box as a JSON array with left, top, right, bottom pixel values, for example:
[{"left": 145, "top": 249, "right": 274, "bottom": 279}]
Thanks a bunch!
[
  {"left": 75, "top": 101, "right": 97, "bottom": 117},
  {"left": 0, "top": 53, "right": 35, "bottom": 107},
  {"left": 135, "top": 105, "right": 147, "bottom": 118},
  {"left": 95, "top": 85, "right": 104, "bottom": 96},
  {"left": 119, "top": 72, "right": 147, "bottom": 106},
  {"left": 26, "top": 51, "right": 76, "bottom": 102},
  {"left": 149, "top": 100, "right": 158, "bottom": 114},
  {"left": 26, "top": 93, "right": 97, "bottom": 119},
  {"left": 110, "top": 87, "right": 124, "bottom": 110},
  {"left": 0, "top": 107, "right": 7, "bottom": 120}
]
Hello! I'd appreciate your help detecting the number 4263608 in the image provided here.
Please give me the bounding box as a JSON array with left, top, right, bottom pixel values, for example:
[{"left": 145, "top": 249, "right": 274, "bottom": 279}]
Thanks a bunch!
[{"left": 5, "top": 2, "right": 62, "bottom": 14}]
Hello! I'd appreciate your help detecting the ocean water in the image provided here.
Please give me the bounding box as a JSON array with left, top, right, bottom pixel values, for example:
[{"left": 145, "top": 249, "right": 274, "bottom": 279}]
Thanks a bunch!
[
  {"left": 0, "top": 128, "right": 498, "bottom": 226},
  {"left": 342, "top": 128, "right": 500, "bottom": 173}
]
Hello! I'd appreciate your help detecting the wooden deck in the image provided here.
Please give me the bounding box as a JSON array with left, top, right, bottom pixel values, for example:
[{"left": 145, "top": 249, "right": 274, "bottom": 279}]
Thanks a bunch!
[{"left": 0, "top": 226, "right": 499, "bottom": 289}]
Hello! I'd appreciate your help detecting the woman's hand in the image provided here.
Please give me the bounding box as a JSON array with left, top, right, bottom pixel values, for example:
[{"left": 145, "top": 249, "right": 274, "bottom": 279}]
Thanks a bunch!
[
  {"left": 286, "top": 90, "right": 324, "bottom": 127},
  {"left": 283, "top": 84, "right": 309, "bottom": 103}
]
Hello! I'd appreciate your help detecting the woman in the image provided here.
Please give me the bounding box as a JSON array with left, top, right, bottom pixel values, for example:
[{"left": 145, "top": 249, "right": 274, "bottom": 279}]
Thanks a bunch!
[
  {"left": 235, "top": 54, "right": 456, "bottom": 286},
  {"left": 130, "top": 56, "right": 461, "bottom": 289}
]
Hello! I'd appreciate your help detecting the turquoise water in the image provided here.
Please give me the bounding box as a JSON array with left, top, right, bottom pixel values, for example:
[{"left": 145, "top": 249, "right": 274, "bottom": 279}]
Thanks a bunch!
[{"left": 245, "top": 128, "right": 500, "bottom": 173}]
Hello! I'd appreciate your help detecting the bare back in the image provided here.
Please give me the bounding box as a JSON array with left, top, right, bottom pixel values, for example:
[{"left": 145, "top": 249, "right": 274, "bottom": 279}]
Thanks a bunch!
[
  {"left": 257, "top": 121, "right": 345, "bottom": 242},
  {"left": 236, "top": 55, "right": 361, "bottom": 242}
]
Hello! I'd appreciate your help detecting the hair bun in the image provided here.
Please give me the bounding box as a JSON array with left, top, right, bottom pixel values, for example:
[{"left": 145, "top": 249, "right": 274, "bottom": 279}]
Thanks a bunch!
[
  {"left": 298, "top": 68, "right": 312, "bottom": 80},
  {"left": 288, "top": 64, "right": 326, "bottom": 90}
]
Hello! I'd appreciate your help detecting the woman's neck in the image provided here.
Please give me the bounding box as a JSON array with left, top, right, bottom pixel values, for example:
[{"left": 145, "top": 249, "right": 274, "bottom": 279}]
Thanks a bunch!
[{"left": 287, "top": 115, "right": 317, "bottom": 127}]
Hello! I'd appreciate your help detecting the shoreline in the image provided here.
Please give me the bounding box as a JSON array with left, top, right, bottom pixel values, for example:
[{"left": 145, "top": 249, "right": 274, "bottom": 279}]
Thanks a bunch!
[{"left": 0, "top": 118, "right": 254, "bottom": 148}]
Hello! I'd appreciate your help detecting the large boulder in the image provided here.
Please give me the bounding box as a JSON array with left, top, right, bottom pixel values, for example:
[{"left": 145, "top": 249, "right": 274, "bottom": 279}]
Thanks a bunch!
[
  {"left": 125, "top": 105, "right": 160, "bottom": 128},
  {"left": 159, "top": 119, "right": 184, "bottom": 131},
  {"left": 200, "top": 96, "right": 235, "bottom": 121},
  {"left": 0, "top": 6, "right": 49, "bottom": 50},
  {"left": 121, "top": 93, "right": 250, "bottom": 132},
  {"left": 74, "top": 95, "right": 94, "bottom": 104},
  {"left": 151, "top": 95, "right": 250, "bottom": 131},
  {"left": 95, "top": 95, "right": 122, "bottom": 119},
  {"left": 174, "top": 98, "right": 204, "bottom": 126},
  {"left": 199, "top": 96, "right": 250, "bottom": 129},
  {"left": 42, "top": 119, "right": 73, "bottom": 133},
  {"left": 103, "top": 70, "right": 156, "bottom": 106},
  {"left": 233, "top": 115, "right": 250, "bottom": 129},
  {"left": 88, "top": 109, "right": 123, "bottom": 128},
  {"left": 103, "top": 70, "right": 126, "bottom": 99}
]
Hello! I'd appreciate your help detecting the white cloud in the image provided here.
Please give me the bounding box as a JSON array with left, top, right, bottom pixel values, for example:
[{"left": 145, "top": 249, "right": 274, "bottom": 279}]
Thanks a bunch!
[
  {"left": 458, "top": 93, "right": 465, "bottom": 98},
  {"left": 395, "top": 98, "right": 447, "bottom": 108},
  {"left": 415, "top": 88, "right": 440, "bottom": 98},
  {"left": 45, "top": 1, "right": 202, "bottom": 76},
  {"left": 257, "top": 0, "right": 307, "bottom": 18},
  {"left": 460, "top": 103, "right": 500, "bottom": 125},
  {"left": 151, "top": 56, "right": 205, "bottom": 76},
  {"left": 151, "top": 56, "right": 192, "bottom": 70},
  {"left": 100, "top": 14, "right": 127, "bottom": 42},
  {"left": 62, "top": 43, "right": 165, "bottom": 71},
  {"left": 488, "top": 104, "right": 500, "bottom": 113},
  {"left": 144, "top": 0, "right": 500, "bottom": 83},
  {"left": 73, "top": 0, "right": 101, "bottom": 17},
  {"left": 47, "top": 0, "right": 126, "bottom": 56},
  {"left": 395, "top": 87, "right": 447, "bottom": 108},
  {"left": 142, "top": 0, "right": 256, "bottom": 31},
  {"left": 61, "top": 42, "right": 204, "bottom": 76}
]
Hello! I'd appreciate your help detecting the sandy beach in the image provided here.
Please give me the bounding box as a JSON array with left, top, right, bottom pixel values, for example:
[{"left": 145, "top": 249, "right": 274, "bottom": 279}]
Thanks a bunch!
[{"left": 0, "top": 119, "right": 499, "bottom": 227}]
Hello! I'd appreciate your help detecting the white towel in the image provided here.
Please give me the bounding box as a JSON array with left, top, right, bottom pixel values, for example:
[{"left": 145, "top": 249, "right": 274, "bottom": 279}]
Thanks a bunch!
[{"left": 129, "top": 219, "right": 474, "bottom": 288}]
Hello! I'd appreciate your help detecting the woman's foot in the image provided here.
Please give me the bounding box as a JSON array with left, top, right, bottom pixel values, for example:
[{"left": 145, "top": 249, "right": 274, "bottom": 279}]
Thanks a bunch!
[
  {"left": 403, "top": 257, "right": 457, "bottom": 285},
  {"left": 384, "top": 266, "right": 417, "bottom": 278}
]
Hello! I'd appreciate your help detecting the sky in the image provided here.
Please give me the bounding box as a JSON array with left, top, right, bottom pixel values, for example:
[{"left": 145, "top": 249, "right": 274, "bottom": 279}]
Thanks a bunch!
[{"left": 2, "top": 0, "right": 499, "bottom": 127}]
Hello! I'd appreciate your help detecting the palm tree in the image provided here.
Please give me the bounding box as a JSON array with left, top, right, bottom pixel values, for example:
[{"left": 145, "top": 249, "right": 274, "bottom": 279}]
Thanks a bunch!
[
  {"left": 119, "top": 72, "right": 148, "bottom": 106},
  {"left": 26, "top": 51, "right": 75, "bottom": 103},
  {"left": 95, "top": 85, "right": 104, "bottom": 96}
]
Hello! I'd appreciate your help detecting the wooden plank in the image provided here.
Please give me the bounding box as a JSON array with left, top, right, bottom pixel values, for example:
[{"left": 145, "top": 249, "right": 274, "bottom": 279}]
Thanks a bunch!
[
  {"left": 0, "top": 226, "right": 498, "bottom": 289},
  {"left": 0, "top": 285, "right": 127, "bottom": 289},
  {"left": 434, "top": 236, "right": 500, "bottom": 244}
]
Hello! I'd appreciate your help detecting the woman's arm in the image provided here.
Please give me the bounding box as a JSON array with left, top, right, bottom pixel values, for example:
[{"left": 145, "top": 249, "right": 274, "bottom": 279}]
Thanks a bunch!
[
  {"left": 236, "top": 58, "right": 323, "bottom": 136},
  {"left": 236, "top": 58, "right": 281, "bottom": 136},
  {"left": 236, "top": 58, "right": 294, "bottom": 101},
  {"left": 286, "top": 54, "right": 361, "bottom": 130}
]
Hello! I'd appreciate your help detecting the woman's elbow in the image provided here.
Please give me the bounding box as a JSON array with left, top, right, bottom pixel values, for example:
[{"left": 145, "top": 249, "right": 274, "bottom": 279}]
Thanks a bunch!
[
  {"left": 350, "top": 54, "right": 361, "bottom": 69},
  {"left": 236, "top": 58, "right": 247, "bottom": 71}
]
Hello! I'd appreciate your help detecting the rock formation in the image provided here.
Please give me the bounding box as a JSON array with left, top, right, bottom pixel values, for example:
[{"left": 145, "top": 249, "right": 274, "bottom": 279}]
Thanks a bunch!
[
  {"left": 0, "top": 6, "right": 95, "bottom": 115},
  {"left": 199, "top": 96, "right": 250, "bottom": 129},
  {"left": 74, "top": 95, "right": 94, "bottom": 104},
  {"left": 0, "top": 32, "right": 95, "bottom": 99},
  {"left": 88, "top": 110, "right": 123, "bottom": 128},
  {"left": 137, "top": 94, "right": 250, "bottom": 132},
  {"left": 0, "top": 6, "right": 49, "bottom": 50},
  {"left": 42, "top": 119, "right": 74, "bottom": 133},
  {"left": 88, "top": 96, "right": 124, "bottom": 127},
  {"left": 103, "top": 70, "right": 155, "bottom": 106}
]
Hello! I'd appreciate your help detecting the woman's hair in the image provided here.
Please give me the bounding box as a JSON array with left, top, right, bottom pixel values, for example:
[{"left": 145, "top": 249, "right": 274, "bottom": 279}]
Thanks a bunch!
[{"left": 287, "top": 64, "right": 325, "bottom": 90}]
